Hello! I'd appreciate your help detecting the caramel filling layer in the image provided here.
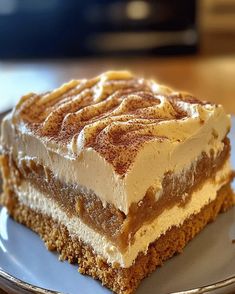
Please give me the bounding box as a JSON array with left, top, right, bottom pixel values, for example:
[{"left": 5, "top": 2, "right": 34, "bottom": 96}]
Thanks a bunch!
[{"left": 2, "top": 138, "right": 232, "bottom": 251}]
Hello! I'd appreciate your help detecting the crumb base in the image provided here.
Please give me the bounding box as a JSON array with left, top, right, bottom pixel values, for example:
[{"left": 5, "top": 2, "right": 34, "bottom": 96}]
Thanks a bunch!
[{"left": 1, "top": 184, "right": 234, "bottom": 294}]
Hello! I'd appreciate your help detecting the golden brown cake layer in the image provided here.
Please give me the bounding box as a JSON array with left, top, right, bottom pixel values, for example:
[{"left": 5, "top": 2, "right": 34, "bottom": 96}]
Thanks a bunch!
[
  {"left": 1, "top": 137, "right": 232, "bottom": 252},
  {"left": 1, "top": 183, "right": 234, "bottom": 294}
]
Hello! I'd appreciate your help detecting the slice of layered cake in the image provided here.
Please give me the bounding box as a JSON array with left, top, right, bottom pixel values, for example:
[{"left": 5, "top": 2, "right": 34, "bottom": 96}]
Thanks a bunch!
[{"left": 0, "top": 71, "right": 234, "bottom": 294}]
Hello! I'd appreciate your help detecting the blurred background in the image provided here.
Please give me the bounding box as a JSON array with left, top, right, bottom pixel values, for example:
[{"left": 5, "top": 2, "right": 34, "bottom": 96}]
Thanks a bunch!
[
  {"left": 0, "top": 0, "right": 198, "bottom": 58},
  {"left": 0, "top": 0, "right": 235, "bottom": 113}
]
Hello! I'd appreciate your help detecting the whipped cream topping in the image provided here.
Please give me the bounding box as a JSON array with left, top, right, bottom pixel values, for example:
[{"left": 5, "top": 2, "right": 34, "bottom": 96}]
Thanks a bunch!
[
  {"left": 1, "top": 71, "right": 231, "bottom": 213},
  {"left": 11, "top": 71, "right": 220, "bottom": 174},
  {"left": 15, "top": 160, "right": 232, "bottom": 267}
]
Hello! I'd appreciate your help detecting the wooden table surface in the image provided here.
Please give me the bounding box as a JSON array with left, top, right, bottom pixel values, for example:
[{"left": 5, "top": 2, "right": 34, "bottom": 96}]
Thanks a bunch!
[{"left": 1, "top": 56, "right": 235, "bottom": 114}]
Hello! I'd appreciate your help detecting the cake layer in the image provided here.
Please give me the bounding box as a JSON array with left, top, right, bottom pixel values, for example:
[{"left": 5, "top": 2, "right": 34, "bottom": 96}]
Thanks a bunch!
[
  {"left": 2, "top": 183, "right": 234, "bottom": 294},
  {"left": 1, "top": 138, "right": 231, "bottom": 251},
  {"left": 1, "top": 71, "right": 231, "bottom": 214},
  {"left": 1, "top": 155, "right": 232, "bottom": 268}
]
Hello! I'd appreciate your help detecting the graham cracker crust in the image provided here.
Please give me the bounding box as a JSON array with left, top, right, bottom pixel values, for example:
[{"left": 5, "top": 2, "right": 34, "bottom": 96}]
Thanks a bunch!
[{"left": 1, "top": 184, "right": 234, "bottom": 294}]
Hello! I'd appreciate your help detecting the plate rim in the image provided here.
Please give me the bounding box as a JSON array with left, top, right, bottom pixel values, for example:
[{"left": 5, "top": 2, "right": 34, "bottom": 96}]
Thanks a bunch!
[
  {"left": 0, "top": 266, "right": 235, "bottom": 294},
  {"left": 0, "top": 267, "right": 63, "bottom": 294}
]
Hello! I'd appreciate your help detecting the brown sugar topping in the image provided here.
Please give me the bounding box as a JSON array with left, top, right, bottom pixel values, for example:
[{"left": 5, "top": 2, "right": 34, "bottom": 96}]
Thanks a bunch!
[{"left": 12, "top": 71, "right": 215, "bottom": 175}]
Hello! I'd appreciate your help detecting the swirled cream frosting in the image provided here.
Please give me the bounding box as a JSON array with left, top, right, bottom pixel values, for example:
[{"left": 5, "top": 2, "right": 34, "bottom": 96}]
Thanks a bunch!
[{"left": 1, "top": 71, "right": 231, "bottom": 213}]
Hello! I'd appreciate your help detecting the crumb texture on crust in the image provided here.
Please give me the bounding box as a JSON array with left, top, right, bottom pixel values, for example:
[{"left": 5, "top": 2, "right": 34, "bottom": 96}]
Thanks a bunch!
[
  {"left": 11, "top": 71, "right": 220, "bottom": 174},
  {"left": 1, "top": 184, "right": 234, "bottom": 294}
]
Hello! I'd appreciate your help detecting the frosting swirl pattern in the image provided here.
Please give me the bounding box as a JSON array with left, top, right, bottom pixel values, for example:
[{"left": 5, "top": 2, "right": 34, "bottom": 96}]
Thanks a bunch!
[{"left": 13, "top": 71, "right": 217, "bottom": 175}]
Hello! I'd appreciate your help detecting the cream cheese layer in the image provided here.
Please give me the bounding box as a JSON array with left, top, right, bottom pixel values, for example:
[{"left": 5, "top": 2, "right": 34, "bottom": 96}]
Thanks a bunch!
[{"left": 15, "top": 159, "right": 231, "bottom": 268}]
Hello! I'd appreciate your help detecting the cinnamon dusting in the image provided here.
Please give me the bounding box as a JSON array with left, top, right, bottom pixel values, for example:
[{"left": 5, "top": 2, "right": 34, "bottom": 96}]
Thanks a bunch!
[{"left": 12, "top": 71, "right": 216, "bottom": 175}]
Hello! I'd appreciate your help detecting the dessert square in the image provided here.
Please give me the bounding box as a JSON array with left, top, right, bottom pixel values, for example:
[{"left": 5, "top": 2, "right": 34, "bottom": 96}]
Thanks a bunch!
[{"left": 0, "top": 71, "right": 234, "bottom": 293}]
